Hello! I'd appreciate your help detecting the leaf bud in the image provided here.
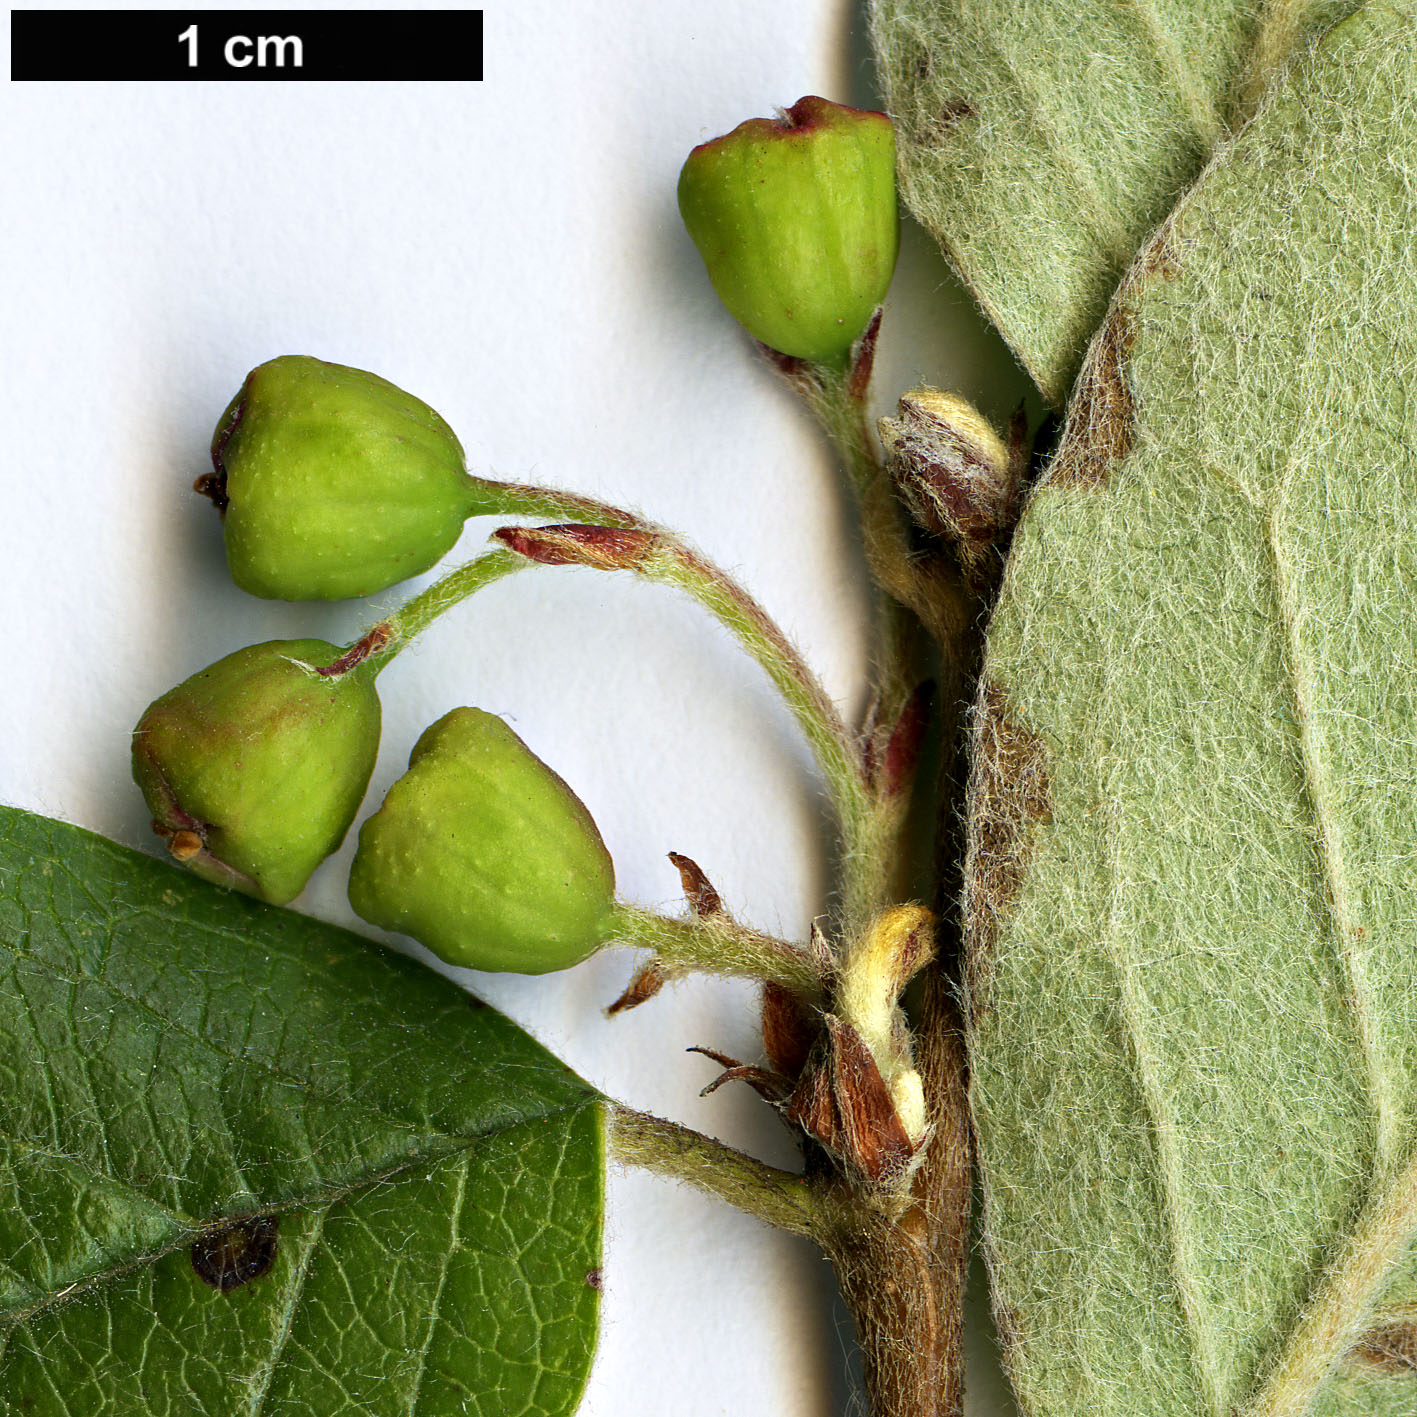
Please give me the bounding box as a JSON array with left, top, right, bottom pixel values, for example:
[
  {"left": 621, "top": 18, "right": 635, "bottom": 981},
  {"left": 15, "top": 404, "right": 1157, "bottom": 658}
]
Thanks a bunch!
[
  {"left": 204, "top": 356, "right": 490, "bottom": 600},
  {"left": 836, "top": 904, "right": 936, "bottom": 1144},
  {"left": 678, "top": 96, "right": 899, "bottom": 365},
  {"left": 348, "top": 708, "right": 616, "bottom": 974},
  {"left": 878, "top": 389, "right": 1021, "bottom": 562},
  {"left": 132, "top": 639, "right": 382, "bottom": 904}
]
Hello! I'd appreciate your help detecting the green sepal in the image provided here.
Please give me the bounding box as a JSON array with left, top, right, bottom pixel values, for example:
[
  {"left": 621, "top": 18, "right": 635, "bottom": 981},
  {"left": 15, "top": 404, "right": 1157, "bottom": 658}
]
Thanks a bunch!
[
  {"left": 210, "top": 355, "right": 479, "bottom": 600},
  {"left": 132, "top": 638, "right": 381, "bottom": 904},
  {"left": 678, "top": 95, "right": 899, "bottom": 365},
  {"left": 349, "top": 707, "right": 616, "bottom": 973}
]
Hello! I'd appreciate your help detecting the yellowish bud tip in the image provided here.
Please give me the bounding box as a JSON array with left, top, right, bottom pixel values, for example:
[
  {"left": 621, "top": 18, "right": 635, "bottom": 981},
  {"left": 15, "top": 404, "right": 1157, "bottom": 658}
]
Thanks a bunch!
[{"left": 838, "top": 904, "right": 936, "bottom": 1079}]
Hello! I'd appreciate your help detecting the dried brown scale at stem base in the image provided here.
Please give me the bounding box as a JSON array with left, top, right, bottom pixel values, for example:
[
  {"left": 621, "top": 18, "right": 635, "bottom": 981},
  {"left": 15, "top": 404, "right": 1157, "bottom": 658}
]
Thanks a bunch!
[
  {"left": 493, "top": 523, "right": 657, "bottom": 571},
  {"left": 606, "top": 961, "right": 668, "bottom": 1016},
  {"left": 785, "top": 1016, "right": 919, "bottom": 1187},
  {"left": 882, "top": 681, "right": 935, "bottom": 797},
  {"left": 315, "top": 623, "right": 394, "bottom": 678},
  {"left": 761, "top": 978, "right": 820, "bottom": 1079},
  {"left": 689, "top": 1044, "right": 795, "bottom": 1104},
  {"left": 667, "top": 850, "right": 722, "bottom": 916},
  {"left": 848, "top": 309, "right": 884, "bottom": 401},
  {"left": 861, "top": 682, "right": 935, "bottom": 796}
]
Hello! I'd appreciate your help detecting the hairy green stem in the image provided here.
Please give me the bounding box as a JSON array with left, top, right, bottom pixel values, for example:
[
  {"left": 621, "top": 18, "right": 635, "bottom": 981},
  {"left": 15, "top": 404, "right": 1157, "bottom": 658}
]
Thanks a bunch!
[
  {"left": 807, "top": 361, "right": 920, "bottom": 636},
  {"left": 796, "top": 358, "right": 937, "bottom": 937},
  {"left": 607, "top": 903, "right": 823, "bottom": 1006},
  {"left": 351, "top": 548, "right": 528, "bottom": 673},
  {"left": 333, "top": 476, "right": 649, "bottom": 676},
  {"left": 797, "top": 347, "right": 989, "bottom": 1417},
  {"left": 470, "top": 475, "right": 645, "bottom": 530},
  {"left": 640, "top": 538, "right": 873, "bottom": 844},
  {"left": 494, "top": 522, "right": 874, "bottom": 848},
  {"left": 608, "top": 1105, "right": 837, "bottom": 1242}
]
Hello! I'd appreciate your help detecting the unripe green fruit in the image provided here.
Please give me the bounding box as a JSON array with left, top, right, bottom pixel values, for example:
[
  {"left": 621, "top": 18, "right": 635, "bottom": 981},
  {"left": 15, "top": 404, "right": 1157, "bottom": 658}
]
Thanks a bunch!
[
  {"left": 678, "top": 96, "right": 898, "bottom": 365},
  {"left": 132, "top": 639, "right": 381, "bottom": 904},
  {"left": 349, "top": 708, "right": 616, "bottom": 974},
  {"left": 207, "top": 356, "right": 487, "bottom": 601}
]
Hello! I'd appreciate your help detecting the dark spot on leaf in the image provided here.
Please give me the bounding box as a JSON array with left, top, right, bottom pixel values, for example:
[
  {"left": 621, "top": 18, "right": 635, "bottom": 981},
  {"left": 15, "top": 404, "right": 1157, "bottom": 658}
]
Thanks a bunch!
[
  {"left": 1046, "top": 308, "right": 1136, "bottom": 490},
  {"left": 1136, "top": 228, "right": 1180, "bottom": 282},
  {"left": 964, "top": 681, "right": 1051, "bottom": 1020},
  {"left": 1351, "top": 1322, "right": 1417, "bottom": 1373},
  {"left": 191, "top": 1214, "right": 279, "bottom": 1292},
  {"left": 916, "top": 97, "right": 976, "bottom": 147},
  {"left": 938, "top": 98, "right": 975, "bottom": 129},
  {"left": 1048, "top": 228, "right": 1177, "bottom": 489},
  {"left": 585, "top": 1268, "right": 604, "bottom": 1291}
]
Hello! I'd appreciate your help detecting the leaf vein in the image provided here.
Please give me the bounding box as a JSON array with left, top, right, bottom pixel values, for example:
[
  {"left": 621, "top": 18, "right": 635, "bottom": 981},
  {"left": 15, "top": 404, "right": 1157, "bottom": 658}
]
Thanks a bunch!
[
  {"left": 1262, "top": 484, "right": 1394, "bottom": 1163},
  {"left": 1100, "top": 751, "right": 1226, "bottom": 1416},
  {"left": 243, "top": 1206, "right": 325, "bottom": 1417},
  {"left": 404, "top": 1151, "right": 469, "bottom": 1416}
]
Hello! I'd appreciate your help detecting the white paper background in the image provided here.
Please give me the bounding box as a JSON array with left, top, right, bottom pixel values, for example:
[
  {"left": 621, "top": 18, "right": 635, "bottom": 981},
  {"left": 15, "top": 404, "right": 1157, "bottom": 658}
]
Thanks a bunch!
[{"left": 2, "top": 3, "right": 1032, "bottom": 1412}]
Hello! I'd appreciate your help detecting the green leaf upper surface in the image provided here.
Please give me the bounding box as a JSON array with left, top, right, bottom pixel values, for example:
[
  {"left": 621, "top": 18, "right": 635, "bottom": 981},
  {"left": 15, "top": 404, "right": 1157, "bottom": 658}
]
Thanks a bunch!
[
  {"left": 966, "top": 6, "right": 1417, "bottom": 1417},
  {"left": 0, "top": 806, "right": 603, "bottom": 1415},
  {"left": 870, "top": 0, "right": 1355, "bottom": 402}
]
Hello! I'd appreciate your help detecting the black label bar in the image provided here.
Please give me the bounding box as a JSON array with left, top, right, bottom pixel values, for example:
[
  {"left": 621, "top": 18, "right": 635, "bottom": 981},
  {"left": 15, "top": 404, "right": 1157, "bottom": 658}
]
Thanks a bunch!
[{"left": 11, "top": 10, "right": 484, "bottom": 81}]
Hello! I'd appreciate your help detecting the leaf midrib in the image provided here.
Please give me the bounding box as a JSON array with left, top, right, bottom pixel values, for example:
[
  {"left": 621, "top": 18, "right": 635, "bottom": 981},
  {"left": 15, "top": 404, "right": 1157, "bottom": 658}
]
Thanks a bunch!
[
  {"left": 0, "top": 1096, "right": 597, "bottom": 1336},
  {"left": 1099, "top": 765, "right": 1227, "bottom": 1415}
]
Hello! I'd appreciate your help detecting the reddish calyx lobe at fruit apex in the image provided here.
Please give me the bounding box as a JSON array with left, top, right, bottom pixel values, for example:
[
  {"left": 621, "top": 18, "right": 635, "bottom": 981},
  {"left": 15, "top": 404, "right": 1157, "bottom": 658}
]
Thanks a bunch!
[{"left": 678, "top": 96, "right": 899, "bottom": 366}]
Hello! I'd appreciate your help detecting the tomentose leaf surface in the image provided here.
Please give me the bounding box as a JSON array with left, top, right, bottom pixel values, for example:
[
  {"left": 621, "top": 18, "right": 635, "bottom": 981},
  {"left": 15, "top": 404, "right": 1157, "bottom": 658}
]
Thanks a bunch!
[{"left": 967, "top": 6, "right": 1417, "bottom": 1416}]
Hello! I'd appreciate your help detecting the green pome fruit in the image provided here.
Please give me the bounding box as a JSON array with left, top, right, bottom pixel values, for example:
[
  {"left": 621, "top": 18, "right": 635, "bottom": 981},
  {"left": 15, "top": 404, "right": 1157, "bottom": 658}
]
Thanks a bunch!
[
  {"left": 349, "top": 707, "right": 616, "bottom": 974},
  {"left": 132, "top": 639, "right": 381, "bottom": 904},
  {"left": 206, "top": 355, "right": 492, "bottom": 601},
  {"left": 678, "top": 95, "right": 898, "bottom": 365}
]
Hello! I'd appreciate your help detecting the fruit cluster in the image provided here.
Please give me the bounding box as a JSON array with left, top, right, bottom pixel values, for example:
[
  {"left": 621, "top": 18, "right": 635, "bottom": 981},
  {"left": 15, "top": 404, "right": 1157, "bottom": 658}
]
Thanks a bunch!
[
  {"left": 134, "top": 354, "right": 618, "bottom": 974},
  {"left": 133, "top": 94, "right": 917, "bottom": 985}
]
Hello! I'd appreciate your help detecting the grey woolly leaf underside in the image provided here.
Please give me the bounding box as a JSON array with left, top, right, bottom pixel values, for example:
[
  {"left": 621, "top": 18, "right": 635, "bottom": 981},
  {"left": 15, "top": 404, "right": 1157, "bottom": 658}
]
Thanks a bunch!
[
  {"left": 0, "top": 806, "right": 604, "bottom": 1415},
  {"left": 965, "top": 6, "right": 1417, "bottom": 1417},
  {"left": 870, "top": 0, "right": 1356, "bottom": 402}
]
